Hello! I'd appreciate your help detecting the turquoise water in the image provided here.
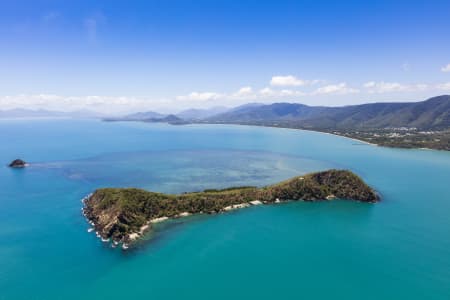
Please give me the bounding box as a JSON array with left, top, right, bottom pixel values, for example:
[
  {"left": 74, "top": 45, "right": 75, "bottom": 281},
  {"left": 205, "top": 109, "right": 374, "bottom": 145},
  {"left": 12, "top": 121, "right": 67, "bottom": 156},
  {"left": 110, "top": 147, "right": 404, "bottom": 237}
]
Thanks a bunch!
[{"left": 1, "top": 119, "right": 449, "bottom": 299}]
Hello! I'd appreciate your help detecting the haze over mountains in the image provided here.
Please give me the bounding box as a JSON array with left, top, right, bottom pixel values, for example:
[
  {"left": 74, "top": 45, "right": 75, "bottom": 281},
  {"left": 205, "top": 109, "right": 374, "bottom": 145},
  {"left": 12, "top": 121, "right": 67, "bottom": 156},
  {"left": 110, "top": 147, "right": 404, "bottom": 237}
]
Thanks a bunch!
[
  {"left": 176, "top": 106, "right": 229, "bottom": 120},
  {"left": 2, "top": 95, "right": 449, "bottom": 130},
  {"left": 0, "top": 108, "right": 107, "bottom": 119},
  {"left": 112, "top": 111, "right": 165, "bottom": 121}
]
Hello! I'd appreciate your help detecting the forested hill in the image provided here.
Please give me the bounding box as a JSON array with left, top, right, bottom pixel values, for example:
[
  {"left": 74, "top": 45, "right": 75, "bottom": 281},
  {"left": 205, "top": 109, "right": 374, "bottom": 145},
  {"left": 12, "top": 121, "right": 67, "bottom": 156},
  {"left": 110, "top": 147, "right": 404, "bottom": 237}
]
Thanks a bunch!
[{"left": 207, "top": 95, "right": 450, "bottom": 130}]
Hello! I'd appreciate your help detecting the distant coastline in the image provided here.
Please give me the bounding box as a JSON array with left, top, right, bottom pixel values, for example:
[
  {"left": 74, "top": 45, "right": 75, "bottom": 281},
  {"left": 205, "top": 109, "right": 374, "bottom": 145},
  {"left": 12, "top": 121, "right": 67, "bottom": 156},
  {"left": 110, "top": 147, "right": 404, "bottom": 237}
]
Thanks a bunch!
[
  {"left": 99, "top": 95, "right": 450, "bottom": 152},
  {"left": 189, "top": 121, "right": 449, "bottom": 151},
  {"left": 101, "top": 118, "right": 450, "bottom": 151}
]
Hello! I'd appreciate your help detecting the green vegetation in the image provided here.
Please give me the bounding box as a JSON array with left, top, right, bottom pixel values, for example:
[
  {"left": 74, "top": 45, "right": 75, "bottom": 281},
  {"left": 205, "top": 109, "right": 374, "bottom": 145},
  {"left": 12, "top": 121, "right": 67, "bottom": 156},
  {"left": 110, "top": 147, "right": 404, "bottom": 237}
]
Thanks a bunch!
[
  {"left": 84, "top": 170, "right": 379, "bottom": 244},
  {"left": 201, "top": 186, "right": 256, "bottom": 193},
  {"left": 331, "top": 129, "right": 450, "bottom": 151},
  {"left": 202, "top": 95, "right": 450, "bottom": 151},
  {"left": 198, "top": 120, "right": 450, "bottom": 151}
]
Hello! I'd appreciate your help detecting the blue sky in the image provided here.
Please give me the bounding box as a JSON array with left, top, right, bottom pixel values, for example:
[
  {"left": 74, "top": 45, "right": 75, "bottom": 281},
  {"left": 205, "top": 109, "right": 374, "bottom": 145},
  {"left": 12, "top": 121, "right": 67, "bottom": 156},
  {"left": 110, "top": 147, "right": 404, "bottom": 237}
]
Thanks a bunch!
[{"left": 1, "top": 0, "right": 450, "bottom": 113}]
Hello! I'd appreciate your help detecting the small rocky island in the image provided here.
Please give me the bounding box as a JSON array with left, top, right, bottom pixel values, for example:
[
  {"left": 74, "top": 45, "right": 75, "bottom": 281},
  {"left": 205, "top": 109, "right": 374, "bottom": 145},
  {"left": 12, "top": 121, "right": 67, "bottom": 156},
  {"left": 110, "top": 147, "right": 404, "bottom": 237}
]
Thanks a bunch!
[
  {"left": 82, "top": 169, "right": 379, "bottom": 249},
  {"left": 8, "top": 159, "right": 27, "bottom": 168}
]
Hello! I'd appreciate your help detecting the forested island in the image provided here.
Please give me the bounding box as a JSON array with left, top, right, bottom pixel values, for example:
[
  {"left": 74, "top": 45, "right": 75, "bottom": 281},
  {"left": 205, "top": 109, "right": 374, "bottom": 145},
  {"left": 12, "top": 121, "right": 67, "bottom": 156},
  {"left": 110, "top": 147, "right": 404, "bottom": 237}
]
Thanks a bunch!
[{"left": 83, "top": 169, "right": 379, "bottom": 249}]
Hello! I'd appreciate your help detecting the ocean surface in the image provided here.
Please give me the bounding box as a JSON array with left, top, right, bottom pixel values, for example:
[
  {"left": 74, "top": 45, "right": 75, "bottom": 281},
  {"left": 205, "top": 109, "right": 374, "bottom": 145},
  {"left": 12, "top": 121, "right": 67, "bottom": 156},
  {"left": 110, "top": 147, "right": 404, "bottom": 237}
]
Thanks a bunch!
[{"left": 1, "top": 119, "right": 449, "bottom": 300}]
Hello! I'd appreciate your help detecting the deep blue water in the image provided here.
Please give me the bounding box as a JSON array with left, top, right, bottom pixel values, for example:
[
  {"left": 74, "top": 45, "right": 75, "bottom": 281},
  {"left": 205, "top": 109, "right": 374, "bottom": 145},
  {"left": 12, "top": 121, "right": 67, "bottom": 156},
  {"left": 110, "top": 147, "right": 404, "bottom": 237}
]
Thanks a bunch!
[{"left": 0, "top": 119, "right": 449, "bottom": 299}]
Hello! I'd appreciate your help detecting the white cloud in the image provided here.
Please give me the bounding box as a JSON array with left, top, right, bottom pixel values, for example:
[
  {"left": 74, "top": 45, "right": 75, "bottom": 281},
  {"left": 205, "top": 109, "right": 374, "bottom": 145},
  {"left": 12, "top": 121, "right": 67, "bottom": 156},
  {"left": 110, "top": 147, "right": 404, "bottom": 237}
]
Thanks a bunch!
[
  {"left": 270, "top": 75, "right": 310, "bottom": 87},
  {"left": 4, "top": 78, "right": 449, "bottom": 115},
  {"left": 254, "top": 87, "right": 305, "bottom": 98},
  {"left": 176, "top": 92, "right": 222, "bottom": 101},
  {"left": 280, "top": 89, "right": 295, "bottom": 96},
  {"left": 441, "top": 64, "right": 450, "bottom": 72},
  {"left": 415, "top": 84, "right": 429, "bottom": 91},
  {"left": 233, "top": 86, "right": 253, "bottom": 98},
  {"left": 436, "top": 82, "right": 450, "bottom": 90},
  {"left": 363, "top": 81, "right": 429, "bottom": 93},
  {"left": 363, "top": 81, "right": 405, "bottom": 93},
  {"left": 312, "top": 83, "right": 359, "bottom": 95},
  {"left": 177, "top": 85, "right": 306, "bottom": 104},
  {"left": 229, "top": 86, "right": 261, "bottom": 100},
  {"left": 0, "top": 94, "right": 175, "bottom": 114},
  {"left": 280, "top": 89, "right": 306, "bottom": 97},
  {"left": 259, "top": 87, "right": 275, "bottom": 96}
]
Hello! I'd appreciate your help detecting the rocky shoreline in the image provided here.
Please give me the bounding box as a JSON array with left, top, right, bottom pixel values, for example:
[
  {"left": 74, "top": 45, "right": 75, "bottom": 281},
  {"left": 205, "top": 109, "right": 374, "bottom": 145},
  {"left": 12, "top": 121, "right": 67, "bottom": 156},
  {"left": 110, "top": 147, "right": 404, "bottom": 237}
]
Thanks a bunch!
[
  {"left": 81, "top": 170, "right": 379, "bottom": 250},
  {"left": 82, "top": 193, "right": 291, "bottom": 249}
]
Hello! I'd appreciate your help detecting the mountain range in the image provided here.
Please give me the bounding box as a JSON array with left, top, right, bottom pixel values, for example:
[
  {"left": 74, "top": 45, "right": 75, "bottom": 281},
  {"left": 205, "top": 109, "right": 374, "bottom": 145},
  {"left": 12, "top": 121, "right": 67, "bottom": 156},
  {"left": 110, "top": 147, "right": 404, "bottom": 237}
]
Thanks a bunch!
[
  {"left": 206, "top": 95, "right": 450, "bottom": 130},
  {"left": 3, "top": 95, "right": 449, "bottom": 131}
]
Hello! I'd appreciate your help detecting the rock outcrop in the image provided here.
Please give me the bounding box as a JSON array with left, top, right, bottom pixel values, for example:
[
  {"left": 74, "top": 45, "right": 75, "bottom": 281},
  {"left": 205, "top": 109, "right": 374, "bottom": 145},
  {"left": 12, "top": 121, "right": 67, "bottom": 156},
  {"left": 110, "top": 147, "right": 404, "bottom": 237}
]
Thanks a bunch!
[{"left": 8, "top": 159, "right": 27, "bottom": 168}]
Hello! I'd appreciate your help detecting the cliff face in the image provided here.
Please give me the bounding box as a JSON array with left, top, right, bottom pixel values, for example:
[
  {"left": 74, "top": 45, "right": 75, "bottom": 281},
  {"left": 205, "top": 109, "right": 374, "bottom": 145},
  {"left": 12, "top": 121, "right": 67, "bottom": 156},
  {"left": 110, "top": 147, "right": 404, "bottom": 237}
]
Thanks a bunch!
[{"left": 83, "top": 170, "right": 379, "bottom": 244}]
